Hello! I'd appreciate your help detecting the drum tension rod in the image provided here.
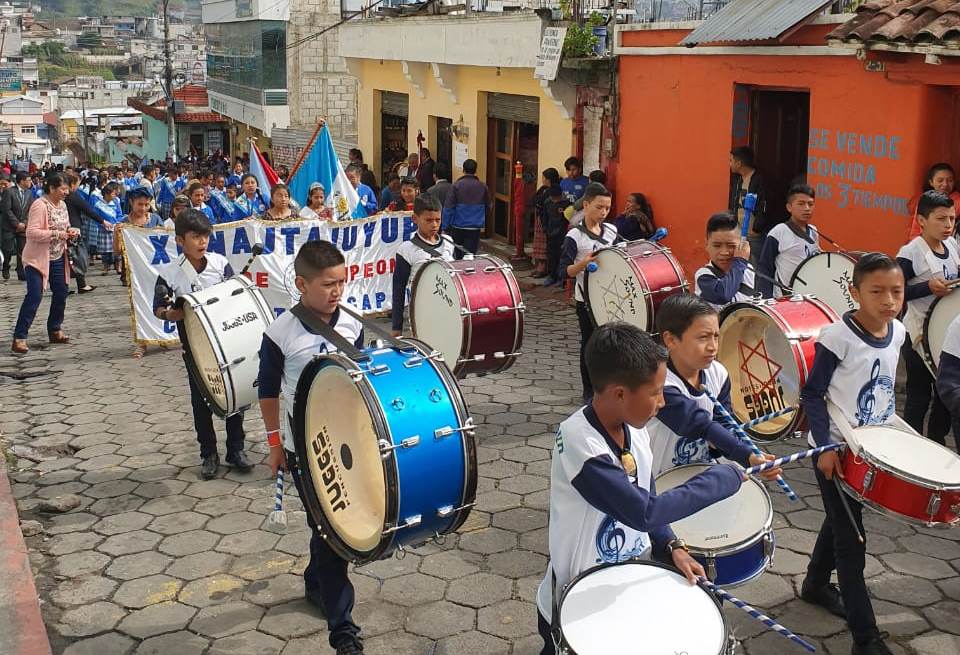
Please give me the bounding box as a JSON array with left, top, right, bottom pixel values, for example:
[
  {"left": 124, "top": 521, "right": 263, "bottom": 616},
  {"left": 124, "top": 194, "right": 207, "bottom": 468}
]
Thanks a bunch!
[
  {"left": 493, "top": 351, "right": 522, "bottom": 359},
  {"left": 219, "top": 356, "right": 246, "bottom": 370},
  {"left": 382, "top": 514, "right": 422, "bottom": 534},
  {"left": 461, "top": 307, "right": 491, "bottom": 316},
  {"left": 496, "top": 304, "right": 526, "bottom": 313},
  {"left": 435, "top": 419, "right": 476, "bottom": 439},
  {"left": 437, "top": 501, "right": 476, "bottom": 518},
  {"left": 403, "top": 351, "right": 444, "bottom": 368},
  {"left": 378, "top": 436, "right": 420, "bottom": 458}
]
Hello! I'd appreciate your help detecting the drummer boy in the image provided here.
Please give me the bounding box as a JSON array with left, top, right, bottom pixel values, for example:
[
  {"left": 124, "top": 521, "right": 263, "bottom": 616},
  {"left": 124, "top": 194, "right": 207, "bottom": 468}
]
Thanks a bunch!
[
  {"left": 152, "top": 209, "right": 252, "bottom": 480},
  {"left": 799, "top": 253, "right": 906, "bottom": 655},
  {"left": 536, "top": 322, "right": 745, "bottom": 655},
  {"left": 258, "top": 240, "right": 367, "bottom": 655},
  {"left": 645, "top": 294, "right": 779, "bottom": 478},
  {"left": 694, "top": 212, "right": 755, "bottom": 309},
  {"left": 757, "top": 184, "right": 821, "bottom": 297},
  {"left": 390, "top": 193, "right": 456, "bottom": 337}
]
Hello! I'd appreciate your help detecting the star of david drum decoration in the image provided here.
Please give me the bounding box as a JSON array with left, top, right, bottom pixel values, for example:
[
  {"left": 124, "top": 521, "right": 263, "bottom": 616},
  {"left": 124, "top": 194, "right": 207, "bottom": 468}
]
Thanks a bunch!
[
  {"left": 718, "top": 296, "right": 839, "bottom": 442},
  {"left": 292, "top": 338, "right": 477, "bottom": 563},
  {"left": 584, "top": 240, "right": 687, "bottom": 331}
]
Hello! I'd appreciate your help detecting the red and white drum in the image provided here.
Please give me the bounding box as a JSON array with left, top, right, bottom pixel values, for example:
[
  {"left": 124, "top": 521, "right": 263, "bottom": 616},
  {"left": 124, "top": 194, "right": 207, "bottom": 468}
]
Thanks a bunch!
[
  {"left": 789, "top": 251, "right": 862, "bottom": 317},
  {"left": 584, "top": 240, "right": 688, "bottom": 331},
  {"left": 839, "top": 425, "right": 960, "bottom": 527},
  {"left": 410, "top": 255, "right": 524, "bottom": 378},
  {"left": 718, "top": 296, "right": 839, "bottom": 442},
  {"left": 921, "top": 288, "right": 960, "bottom": 375}
]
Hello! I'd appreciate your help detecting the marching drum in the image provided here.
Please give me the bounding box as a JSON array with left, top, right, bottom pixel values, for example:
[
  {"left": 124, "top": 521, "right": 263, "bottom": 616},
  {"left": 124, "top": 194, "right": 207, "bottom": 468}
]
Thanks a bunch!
[
  {"left": 719, "top": 296, "right": 839, "bottom": 442},
  {"left": 656, "top": 464, "right": 775, "bottom": 587},
  {"left": 839, "top": 425, "right": 960, "bottom": 527},
  {"left": 584, "top": 240, "right": 687, "bottom": 331},
  {"left": 410, "top": 255, "right": 524, "bottom": 377},
  {"left": 789, "top": 251, "right": 862, "bottom": 317},
  {"left": 180, "top": 275, "right": 274, "bottom": 417},
  {"left": 921, "top": 289, "right": 960, "bottom": 374},
  {"left": 293, "top": 338, "right": 477, "bottom": 563},
  {"left": 556, "top": 561, "right": 731, "bottom": 655}
]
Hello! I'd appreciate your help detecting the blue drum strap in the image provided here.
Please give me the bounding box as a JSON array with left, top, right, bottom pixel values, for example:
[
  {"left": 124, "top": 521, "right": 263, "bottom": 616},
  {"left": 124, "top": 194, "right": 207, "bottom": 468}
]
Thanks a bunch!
[{"left": 289, "top": 303, "right": 368, "bottom": 362}]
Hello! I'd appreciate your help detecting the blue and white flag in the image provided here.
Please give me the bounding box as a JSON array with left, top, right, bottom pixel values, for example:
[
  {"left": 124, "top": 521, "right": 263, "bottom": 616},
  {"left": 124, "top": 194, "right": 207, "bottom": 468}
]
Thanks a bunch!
[{"left": 288, "top": 124, "right": 365, "bottom": 220}]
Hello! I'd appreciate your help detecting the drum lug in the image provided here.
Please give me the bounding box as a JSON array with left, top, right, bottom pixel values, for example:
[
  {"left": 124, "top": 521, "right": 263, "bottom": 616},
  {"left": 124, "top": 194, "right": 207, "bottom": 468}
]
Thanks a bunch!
[
  {"left": 378, "top": 436, "right": 420, "bottom": 458},
  {"left": 383, "top": 514, "right": 422, "bottom": 535},
  {"left": 364, "top": 363, "right": 390, "bottom": 376},
  {"left": 706, "top": 557, "right": 718, "bottom": 582},
  {"left": 403, "top": 350, "right": 444, "bottom": 368},
  {"left": 459, "top": 354, "right": 486, "bottom": 364},
  {"left": 763, "top": 532, "right": 775, "bottom": 563},
  {"left": 863, "top": 467, "right": 876, "bottom": 491},
  {"left": 348, "top": 370, "right": 365, "bottom": 383},
  {"left": 496, "top": 304, "right": 524, "bottom": 313},
  {"left": 461, "top": 307, "right": 491, "bottom": 316},
  {"left": 927, "top": 493, "right": 942, "bottom": 520},
  {"left": 204, "top": 296, "right": 221, "bottom": 305},
  {"left": 437, "top": 501, "right": 476, "bottom": 518},
  {"left": 435, "top": 418, "right": 476, "bottom": 439},
  {"left": 219, "top": 356, "right": 246, "bottom": 370}
]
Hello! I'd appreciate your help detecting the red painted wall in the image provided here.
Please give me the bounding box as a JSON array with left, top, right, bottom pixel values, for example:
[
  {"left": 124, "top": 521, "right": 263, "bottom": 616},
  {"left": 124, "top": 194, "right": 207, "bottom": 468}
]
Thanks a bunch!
[{"left": 616, "top": 42, "right": 956, "bottom": 278}]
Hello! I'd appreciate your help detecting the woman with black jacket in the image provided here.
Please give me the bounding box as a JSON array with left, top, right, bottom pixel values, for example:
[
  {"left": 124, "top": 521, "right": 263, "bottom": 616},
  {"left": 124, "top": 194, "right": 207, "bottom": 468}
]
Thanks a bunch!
[{"left": 64, "top": 173, "right": 99, "bottom": 294}]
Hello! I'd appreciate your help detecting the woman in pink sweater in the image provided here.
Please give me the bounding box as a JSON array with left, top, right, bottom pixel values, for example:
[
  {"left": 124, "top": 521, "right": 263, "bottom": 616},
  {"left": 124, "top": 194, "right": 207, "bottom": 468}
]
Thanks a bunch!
[{"left": 12, "top": 173, "right": 75, "bottom": 354}]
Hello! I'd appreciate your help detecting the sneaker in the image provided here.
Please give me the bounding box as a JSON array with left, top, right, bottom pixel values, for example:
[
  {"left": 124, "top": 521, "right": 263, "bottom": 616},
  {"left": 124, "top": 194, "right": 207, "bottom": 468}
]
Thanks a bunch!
[
  {"left": 225, "top": 450, "right": 253, "bottom": 472},
  {"left": 200, "top": 454, "right": 220, "bottom": 480},
  {"left": 335, "top": 638, "right": 363, "bottom": 654},
  {"left": 852, "top": 634, "right": 893, "bottom": 655},
  {"left": 800, "top": 580, "right": 846, "bottom": 618}
]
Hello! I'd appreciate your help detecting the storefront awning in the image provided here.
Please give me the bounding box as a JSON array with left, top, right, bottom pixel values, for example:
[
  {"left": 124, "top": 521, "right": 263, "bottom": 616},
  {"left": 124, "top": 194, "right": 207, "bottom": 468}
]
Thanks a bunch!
[{"left": 680, "top": 0, "right": 836, "bottom": 46}]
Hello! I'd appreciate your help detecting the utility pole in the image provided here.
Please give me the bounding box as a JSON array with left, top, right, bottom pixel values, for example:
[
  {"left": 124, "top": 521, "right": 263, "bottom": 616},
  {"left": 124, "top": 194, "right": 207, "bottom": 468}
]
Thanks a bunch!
[
  {"left": 162, "top": 0, "right": 177, "bottom": 162},
  {"left": 60, "top": 93, "right": 90, "bottom": 161}
]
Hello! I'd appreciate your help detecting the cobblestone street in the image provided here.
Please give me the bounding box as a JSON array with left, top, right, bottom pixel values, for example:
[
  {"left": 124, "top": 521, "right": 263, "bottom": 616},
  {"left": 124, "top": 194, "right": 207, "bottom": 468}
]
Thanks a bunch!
[{"left": 1, "top": 273, "right": 959, "bottom": 655}]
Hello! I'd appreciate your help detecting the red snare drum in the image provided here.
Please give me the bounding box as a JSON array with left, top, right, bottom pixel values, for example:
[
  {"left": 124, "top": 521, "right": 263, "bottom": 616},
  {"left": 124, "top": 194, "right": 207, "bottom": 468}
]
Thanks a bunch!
[
  {"left": 410, "top": 255, "right": 524, "bottom": 377},
  {"left": 718, "top": 296, "right": 839, "bottom": 442},
  {"left": 584, "top": 240, "right": 688, "bottom": 331},
  {"left": 839, "top": 425, "right": 960, "bottom": 527}
]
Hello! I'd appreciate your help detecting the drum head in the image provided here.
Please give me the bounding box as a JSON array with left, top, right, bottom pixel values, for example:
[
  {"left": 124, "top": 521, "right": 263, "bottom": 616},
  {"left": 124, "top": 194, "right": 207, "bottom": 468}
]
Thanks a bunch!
[
  {"left": 182, "top": 306, "right": 229, "bottom": 413},
  {"left": 656, "top": 465, "right": 772, "bottom": 551},
  {"left": 719, "top": 306, "right": 802, "bottom": 439},
  {"left": 923, "top": 292, "right": 960, "bottom": 373},
  {"left": 300, "top": 362, "right": 387, "bottom": 554},
  {"left": 585, "top": 247, "right": 651, "bottom": 330},
  {"left": 560, "top": 562, "right": 725, "bottom": 654},
  {"left": 410, "top": 260, "right": 465, "bottom": 369},
  {"left": 855, "top": 426, "right": 960, "bottom": 487},
  {"left": 790, "top": 252, "right": 859, "bottom": 316}
]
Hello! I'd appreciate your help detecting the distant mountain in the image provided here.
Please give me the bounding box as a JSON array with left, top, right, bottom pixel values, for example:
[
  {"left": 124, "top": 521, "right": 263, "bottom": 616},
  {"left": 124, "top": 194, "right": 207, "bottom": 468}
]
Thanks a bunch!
[{"left": 41, "top": 0, "right": 202, "bottom": 18}]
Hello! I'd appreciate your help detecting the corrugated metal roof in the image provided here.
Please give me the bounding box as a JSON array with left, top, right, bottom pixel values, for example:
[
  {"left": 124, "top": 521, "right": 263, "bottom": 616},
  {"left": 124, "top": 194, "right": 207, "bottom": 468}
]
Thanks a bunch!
[{"left": 680, "top": 0, "right": 836, "bottom": 46}]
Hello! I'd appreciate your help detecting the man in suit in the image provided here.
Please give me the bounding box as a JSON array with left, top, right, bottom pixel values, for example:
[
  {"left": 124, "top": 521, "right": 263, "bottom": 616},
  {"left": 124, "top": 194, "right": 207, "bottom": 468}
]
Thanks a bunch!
[{"left": 1, "top": 172, "right": 34, "bottom": 280}]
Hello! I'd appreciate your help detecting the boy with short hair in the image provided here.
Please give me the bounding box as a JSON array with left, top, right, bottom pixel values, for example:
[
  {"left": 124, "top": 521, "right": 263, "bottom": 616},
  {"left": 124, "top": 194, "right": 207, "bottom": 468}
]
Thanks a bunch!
[
  {"left": 346, "top": 163, "right": 378, "bottom": 215},
  {"left": 936, "top": 314, "right": 960, "bottom": 455},
  {"left": 695, "top": 212, "right": 755, "bottom": 309},
  {"left": 390, "top": 193, "right": 456, "bottom": 336},
  {"left": 757, "top": 184, "right": 820, "bottom": 297},
  {"left": 645, "top": 294, "right": 779, "bottom": 477},
  {"left": 799, "top": 253, "right": 907, "bottom": 655},
  {"left": 386, "top": 177, "right": 418, "bottom": 212},
  {"left": 187, "top": 182, "right": 216, "bottom": 223},
  {"left": 536, "top": 322, "right": 745, "bottom": 655},
  {"left": 258, "top": 240, "right": 366, "bottom": 655},
  {"left": 560, "top": 182, "right": 618, "bottom": 402},
  {"left": 897, "top": 190, "right": 959, "bottom": 446},
  {"left": 560, "top": 156, "right": 589, "bottom": 202},
  {"left": 153, "top": 210, "right": 252, "bottom": 480}
]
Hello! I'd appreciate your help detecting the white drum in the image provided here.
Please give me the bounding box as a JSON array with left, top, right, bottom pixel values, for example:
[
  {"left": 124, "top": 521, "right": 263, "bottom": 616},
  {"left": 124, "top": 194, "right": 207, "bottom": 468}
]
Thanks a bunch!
[
  {"left": 557, "top": 561, "right": 730, "bottom": 655},
  {"left": 789, "top": 251, "right": 860, "bottom": 317},
  {"left": 922, "top": 289, "right": 960, "bottom": 374},
  {"left": 656, "top": 464, "right": 774, "bottom": 587},
  {"left": 180, "top": 275, "right": 274, "bottom": 417}
]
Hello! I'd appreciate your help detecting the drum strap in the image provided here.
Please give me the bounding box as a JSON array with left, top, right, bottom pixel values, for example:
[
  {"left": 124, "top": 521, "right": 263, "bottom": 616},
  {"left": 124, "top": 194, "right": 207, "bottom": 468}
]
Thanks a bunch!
[
  {"left": 576, "top": 222, "right": 611, "bottom": 245},
  {"left": 707, "top": 262, "right": 754, "bottom": 297},
  {"left": 337, "top": 303, "right": 418, "bottom": 354},
  {"left": 784, "top": 221, "right": 817, "bottom": 245},
  {"left": 550, "top": 569, "right": 562, "bottom": 648},
  {"left": 289, "top": 303, "right": 369, "bottom": 362},
  {"left": 410, "top": 234, "right": 444, "bottom": 258},
  {"left": 178, "top": 254, "right": 202, "bottom": 292}
]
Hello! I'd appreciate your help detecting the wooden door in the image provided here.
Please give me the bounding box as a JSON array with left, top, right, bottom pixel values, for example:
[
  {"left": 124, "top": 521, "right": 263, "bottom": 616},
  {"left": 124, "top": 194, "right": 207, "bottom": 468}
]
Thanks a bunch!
[
  {"left": 750, "top": 90, "right": 810, "bottom": 226},
  {"left": 487, "top": 117, "right": 517, "bottom": 241}
]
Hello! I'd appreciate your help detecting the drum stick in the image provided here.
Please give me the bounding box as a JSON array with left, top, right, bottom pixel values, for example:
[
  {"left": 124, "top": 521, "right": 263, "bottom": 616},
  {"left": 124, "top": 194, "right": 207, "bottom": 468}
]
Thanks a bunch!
[
  {"left": 239, "top": 243, "right": 265, "bottom": 276},
  {"left": 585, "top": 227, "right": 669, "bottom": 273},
  {"left": 267, "top": 470, "right": 287, "bottom": 532},
  {"left": 745, "top": 265, "right": 795, "bottom": 295},
  {"left": 740, "top": 193, "right": 758, "bottom": 240},
  {"left": 739, "top": 406, "right": 797, "bottom": 430},
  {"left": 703, "top": 387, "right": 799, "bottom": 502},
  {"left": 815, "top": 230, "right": 848, "bottom": 253},
  {"left": 833, "top": 477, "right": 865, "bottom": 545},
  {"left": 700, "top": 579, "right": 817, "bottom": 653},
  {"left": 743, "top": 444, "right": 842, "bottom": 476}
]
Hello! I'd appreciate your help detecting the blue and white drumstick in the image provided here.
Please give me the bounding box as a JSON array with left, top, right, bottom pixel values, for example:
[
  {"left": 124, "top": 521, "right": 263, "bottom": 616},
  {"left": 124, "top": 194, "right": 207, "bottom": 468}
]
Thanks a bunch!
[
  {"left": 267, "top": 470, "right": 287, "bottom": 532},
  {"left": 700, "top": 579, "right": 816, "bottom": 653},
  {"left": 740, "top": 193, "right": 758, "bottom": 239},
  {"left": 703, "top": 387, "right": 799, "bottom": 502},
  {"left": 739, "top": 406, "right": 797, "bottom": 431},
  {"left": 743, "top": 444, "right": 843, "bottom": 476}
]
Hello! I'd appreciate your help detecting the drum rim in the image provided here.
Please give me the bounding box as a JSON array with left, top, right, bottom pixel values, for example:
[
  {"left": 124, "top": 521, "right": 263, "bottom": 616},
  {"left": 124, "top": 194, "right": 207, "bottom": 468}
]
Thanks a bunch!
[
  {"left": 583, "top": 240, "right": 675, "bottom": 330},
  {"left": 920, "top": 292, "right": 960, "bottom": 376},
  {"left": 556, "top": 559, "right": 728, "bottom": 654},
  {"left": 292, "top": 351, "right": 400, "bottom": 564},
  {"left": 409, "top": 257, "right": 470, "bottom": 375},
  {"left": 789, "top": 250, "right": 859, "bottom": 288},
  {"left": 836, "top": 477, "right": 960, "bottom": 528},
  {"left": 654, "top": 464, "right": 775, "bottom": 556},
  {"left": 846, "top": 427, "right": 960, "bottom": 492}
]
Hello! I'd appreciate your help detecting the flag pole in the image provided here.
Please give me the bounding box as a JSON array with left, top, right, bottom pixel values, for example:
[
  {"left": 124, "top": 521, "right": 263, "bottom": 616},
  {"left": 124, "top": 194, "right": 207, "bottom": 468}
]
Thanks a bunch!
[{"left": 288, "top": 119, "right": 326, "bottom": 183}]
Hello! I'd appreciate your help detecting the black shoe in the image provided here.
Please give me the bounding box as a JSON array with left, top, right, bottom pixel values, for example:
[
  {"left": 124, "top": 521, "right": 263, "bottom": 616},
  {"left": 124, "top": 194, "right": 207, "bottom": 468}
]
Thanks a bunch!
[
  {"left": 200, "top": 454, "right": 220, "bottom": 480},
  {"left": 1, "top": 269, "right": 8, "bottom": 280},
  {"left": 801, "top": 580, "right": 847, "bottom": 618},
  {"left": 78, "top": 286, "right": 97, "bottom": 294},
  {"left": 67, "top": 290, "right": 75, "bottom": 295},
  {"left": 225, "top": 450, "right": 253, "bottom": 472},
  {"left": 335, "top": 638, "right": 363, "bottom": 655},
  {"left": 852, "top": 634, "right": 893, "bottom": 655}
]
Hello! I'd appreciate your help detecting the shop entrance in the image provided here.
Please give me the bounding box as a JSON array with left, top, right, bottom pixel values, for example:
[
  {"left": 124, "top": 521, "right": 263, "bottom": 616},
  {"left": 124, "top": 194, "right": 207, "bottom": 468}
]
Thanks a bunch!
[
  {"left": 380, "top": 91, "right": 409, "bottom": 182},
  {"left": 487, "top": 93, "right": 540, "bottom": 243},
  {"left": 435, "top": 116, "right": 453, "bottom": 176}
]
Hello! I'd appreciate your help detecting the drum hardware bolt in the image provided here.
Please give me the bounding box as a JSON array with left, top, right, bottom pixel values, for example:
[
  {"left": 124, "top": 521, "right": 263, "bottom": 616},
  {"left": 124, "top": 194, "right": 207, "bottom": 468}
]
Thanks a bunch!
[
  {"left": 205, "top": 297, "right": 221, "bottom": 305},
  {"left": 863, "top": 468, "right": 876, "bottom": 491},
  {"left": 219, "top": 356, "right": 246, "bottom": 370},
  {"left": 434, "top": 421, "right": 475, "bottom": 439},
  {"left": 493, "top": 351, "right": 522, "bottom": 359},
  {"left": 348, "top": 370, "right": 365, "bottom": 382},
  {"left": 402, "top": 356, "right": 425, "bottom": 368},
  {"left": 365, "top": 364, "right": 390, "bottom": 376},
  {"left": 461, "top": 267, "right": 477, "bottom": 275},
  {"left": 382, "top": 514, "right": 423, "bottom": 534},
  {"left": 927, "top": 493, "right": 942, "bottom": 518},
  {"left": 429, "top": 389, "right": 443, "bottom": 403},
  {"left": 706, "top": 558, "right": 718, "bottom": 582},
  {"left": 763, "top": 533, "right": 775, "bottom": 561},
  {"left": 391, "top": 398, "right": 405, "bottom": 410},
  {"left": 230, "top": 288, "right": 245, "bottom": 296},
  {"left": 437, "top": 501, "right": 476, "bottom": 517},
  {"left": 378, "top": 436, "right": 420, "bottom": 458}
]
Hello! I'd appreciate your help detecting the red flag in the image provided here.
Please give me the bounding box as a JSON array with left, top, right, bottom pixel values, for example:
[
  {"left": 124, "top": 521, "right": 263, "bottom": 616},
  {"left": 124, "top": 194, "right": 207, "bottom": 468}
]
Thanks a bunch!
[{"left": 249, "top": 141, "right": 280, "bottom": 194}]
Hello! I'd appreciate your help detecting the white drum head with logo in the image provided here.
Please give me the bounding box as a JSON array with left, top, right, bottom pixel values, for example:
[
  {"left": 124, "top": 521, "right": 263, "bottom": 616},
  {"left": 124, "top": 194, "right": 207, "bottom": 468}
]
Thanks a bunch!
[
  {"left": 854, "top": 425, "right": 960, "bottom": 486},
  {"left": 182, "top": 308, "right": 228, "bottom": 409},
  {"left": 790, "top": 252, "right": 859, "bottom": 316},
  {"left": 586, "top": 248, "right": 651, "bottom": 329},
  {"left": 924, "top": 291, "right": 960, "bottom": 374},
  {"left": 411, "top": 260, "right": 464, "bottom": 368},
  {"left": 303, "top": 364, "right": 387, "bottom": 553},
  {"left": 560, "top": 563, "right": 725, "bottom": 654},
  {"left": 656, "top": 465, "right": 772, "bottom": 550}
]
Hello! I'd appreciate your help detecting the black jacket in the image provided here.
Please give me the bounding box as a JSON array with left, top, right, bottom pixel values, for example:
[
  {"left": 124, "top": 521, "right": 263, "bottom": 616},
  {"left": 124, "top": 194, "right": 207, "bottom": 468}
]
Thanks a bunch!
[
  {"left": 728, "top": 170, "right": 771, "bottom": 234},
  {"left": 0, "top": 185, "right": 33, "bottom": 251},
  {"left": 65, "top": 191, "right": 101, "bottom": 230}
]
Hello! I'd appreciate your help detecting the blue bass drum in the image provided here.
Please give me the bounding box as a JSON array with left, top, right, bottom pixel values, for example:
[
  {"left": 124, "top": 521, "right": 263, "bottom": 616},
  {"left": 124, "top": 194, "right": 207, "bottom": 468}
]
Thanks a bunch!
[{"left": 293, "top": 338, "right": 477, "bottom": 563}]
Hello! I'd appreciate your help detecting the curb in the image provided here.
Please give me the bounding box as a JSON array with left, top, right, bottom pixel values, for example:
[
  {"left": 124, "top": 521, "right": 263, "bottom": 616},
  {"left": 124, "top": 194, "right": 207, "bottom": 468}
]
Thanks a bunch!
[{"left": 0, "top": 462, "right": 53, "bottom": 655}]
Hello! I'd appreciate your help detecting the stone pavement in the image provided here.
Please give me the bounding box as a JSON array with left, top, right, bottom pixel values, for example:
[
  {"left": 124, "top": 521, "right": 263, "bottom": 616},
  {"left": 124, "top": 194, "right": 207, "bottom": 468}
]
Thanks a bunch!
[{"left": 1, "top": 270, "right": 959, "bottom": 655}]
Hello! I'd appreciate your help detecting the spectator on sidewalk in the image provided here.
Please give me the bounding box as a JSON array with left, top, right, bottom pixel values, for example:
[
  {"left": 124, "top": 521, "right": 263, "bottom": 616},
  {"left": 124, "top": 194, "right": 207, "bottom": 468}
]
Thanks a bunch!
[{"left": 442, "top": 158, "right": 489, "bottom": 257}]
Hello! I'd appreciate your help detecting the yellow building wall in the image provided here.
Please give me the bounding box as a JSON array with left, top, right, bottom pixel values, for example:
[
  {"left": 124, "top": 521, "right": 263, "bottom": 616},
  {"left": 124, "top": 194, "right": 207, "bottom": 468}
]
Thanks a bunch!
[{"left": 354, "top": 59, "right": 573, "bottom": 182}]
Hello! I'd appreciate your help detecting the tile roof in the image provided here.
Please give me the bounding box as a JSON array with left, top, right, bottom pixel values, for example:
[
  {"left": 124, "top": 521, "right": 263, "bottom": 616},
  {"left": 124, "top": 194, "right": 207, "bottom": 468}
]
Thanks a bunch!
[{"left": 827, "top": 0, "right": 960, "bottom": 47}]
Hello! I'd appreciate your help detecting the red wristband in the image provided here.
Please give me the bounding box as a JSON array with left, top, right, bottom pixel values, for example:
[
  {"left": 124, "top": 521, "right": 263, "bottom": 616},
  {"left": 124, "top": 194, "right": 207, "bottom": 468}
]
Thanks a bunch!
[{"left": 266, "top": 431, "right": 281, "bottom": 448}]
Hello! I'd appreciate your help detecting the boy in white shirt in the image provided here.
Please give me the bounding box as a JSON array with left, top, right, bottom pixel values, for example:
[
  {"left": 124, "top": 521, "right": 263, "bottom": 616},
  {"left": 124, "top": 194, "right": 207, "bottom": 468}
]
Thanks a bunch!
[{"left": 757, "top": 184, "right": 820, "bottom": 297}]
